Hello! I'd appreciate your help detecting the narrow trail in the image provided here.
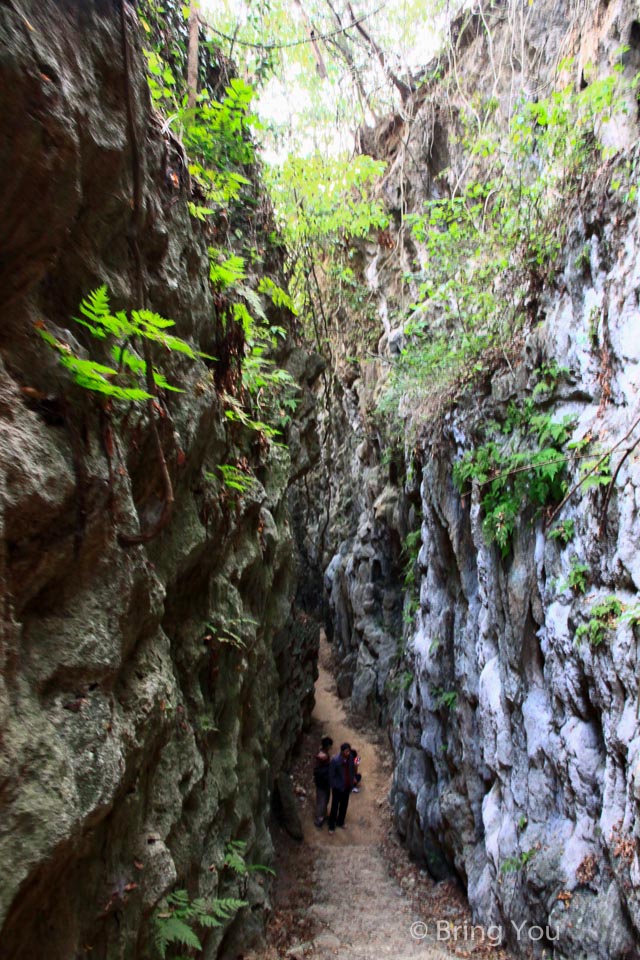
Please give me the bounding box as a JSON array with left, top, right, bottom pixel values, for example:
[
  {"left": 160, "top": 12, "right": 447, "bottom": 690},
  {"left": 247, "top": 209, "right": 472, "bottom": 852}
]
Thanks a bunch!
[
  {"left": 305, "top": 637, "right": 450, "bottom": 959},
  {"left": 248, "top": 636, "right": 511, "bottom": 960}
]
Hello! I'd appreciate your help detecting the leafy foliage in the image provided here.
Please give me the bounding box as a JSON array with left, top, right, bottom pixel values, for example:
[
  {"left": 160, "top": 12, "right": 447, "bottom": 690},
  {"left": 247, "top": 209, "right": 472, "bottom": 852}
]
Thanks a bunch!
[
  {"left": 548, "top": 519, "right": 575, "bottom": 545},
  {"left": 216, "top": 464, "right": 259, "bottom": 496},
  {"left": 401, "top": 528, "right": 422, "bottom": 590},
  {"left": 38, "top": 286, "right": 209, "bottom": 402},
  {"left": 382, "top": 62, "right": 634, "bottom": 420},
  {"left": 139, "top": 2, "right": 300, "bottom": 441},
  {"left": 432, "top": 687, "right": 457, "bottom": 711},
  {"left": 203, "top": 0, "right": 427, "bottom": 140},
  {"left": 140, "top": 0, "right": 259, "bottom": 215},
  {"left": 575, "top": 596, "right": 623, "bottom": 647},
  {"left": 501, "top": 849, "right": 536, "bottom": 874},
  {"left": 562, "top": 558, "right": 590, "bottom": 595},
  {"left": 224, "top": 840, "right": 276, "bottom": 877},
  {"left": 387, "top": 669, "right": 414, "bottom": 694},
  {"left": 266, "top": 151, "right": 389, "bottom": 349},
  {"left": 202, "top": 616, "right": 259, "bottom": 650},
  {"left": 453, "top": 406, "right": 574, "bottom": 557},
  {"left": 153, "top": 889, "right": 247, "bottom": 959},
  {"left": 269, "top": 153, "right": 388, "bottom": 245}
]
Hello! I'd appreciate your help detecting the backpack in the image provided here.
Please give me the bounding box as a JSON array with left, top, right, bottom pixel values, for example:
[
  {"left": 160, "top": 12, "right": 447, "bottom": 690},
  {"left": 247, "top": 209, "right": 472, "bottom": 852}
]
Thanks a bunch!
[{"left": 313, "top": 755, "right": 330, "bottom": 788}]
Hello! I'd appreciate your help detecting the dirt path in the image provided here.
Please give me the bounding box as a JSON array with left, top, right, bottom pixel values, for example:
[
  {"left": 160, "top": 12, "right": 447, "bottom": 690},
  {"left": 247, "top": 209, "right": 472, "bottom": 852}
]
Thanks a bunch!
[
  {"left": 302, "top": 637, "right": 452, "bottom": 959},
  {"left": 306, "top": 636, "right": 388, "bottom": 850},
  {"left": 247, "top": 635, "right": 511, "bottom": 960}
]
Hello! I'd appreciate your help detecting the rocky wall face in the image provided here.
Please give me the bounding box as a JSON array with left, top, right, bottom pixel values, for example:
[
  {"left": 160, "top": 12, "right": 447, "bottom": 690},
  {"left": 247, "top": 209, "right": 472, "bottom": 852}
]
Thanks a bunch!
[
  {"left": 0, "top": 3, "right": 318, "bottom": 958},
  {"left": 390, "top": 196, "right": 640, "bottom": 956},
  {"left": 317, "top": 1, "right": 640, "bottom": 956}
]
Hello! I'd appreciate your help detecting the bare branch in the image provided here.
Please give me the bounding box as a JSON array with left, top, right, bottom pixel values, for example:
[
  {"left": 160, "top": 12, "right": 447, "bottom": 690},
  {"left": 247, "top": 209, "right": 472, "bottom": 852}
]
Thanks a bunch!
[
  {"left": 345, "top": 0, "right": 413, "bottom": 102},
  {"left": 292, "top": 0, "right": 328, "bottom": 78}
]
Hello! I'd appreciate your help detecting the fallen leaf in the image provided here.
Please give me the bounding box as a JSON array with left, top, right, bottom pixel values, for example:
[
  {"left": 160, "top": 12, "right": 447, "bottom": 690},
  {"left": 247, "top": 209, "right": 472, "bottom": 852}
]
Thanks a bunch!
[{"left": 20, "top": 386, "right": 47, "bottom": 400}]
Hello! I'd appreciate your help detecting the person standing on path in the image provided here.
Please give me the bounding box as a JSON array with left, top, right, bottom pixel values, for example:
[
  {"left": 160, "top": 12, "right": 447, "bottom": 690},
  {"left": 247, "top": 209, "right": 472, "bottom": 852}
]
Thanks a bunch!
[
  {"left": 351, "top": 746, "right": 362, "bottom": 792},
  {"left": 313, "top": 735, "right": 333, "bottom": 827},
  {"left": 327, "top": 742, "right": 355, "bottom": 834}
]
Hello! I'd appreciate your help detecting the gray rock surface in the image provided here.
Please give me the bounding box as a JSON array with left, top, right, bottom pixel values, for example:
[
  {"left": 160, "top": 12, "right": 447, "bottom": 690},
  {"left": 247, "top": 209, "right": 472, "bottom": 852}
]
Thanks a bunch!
[
  {"left": 300, "top": 1, "right": 640, "bottom": 957},
  {"left": 0, "top": 4, "right": 319, "bottom": 959}
]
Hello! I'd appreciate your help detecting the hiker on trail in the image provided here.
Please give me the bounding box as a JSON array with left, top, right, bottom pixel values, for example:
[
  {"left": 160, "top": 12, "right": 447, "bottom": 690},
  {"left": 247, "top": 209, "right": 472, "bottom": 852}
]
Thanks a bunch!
[
  {"left": 351, "top": 746, "right": 362, "bottom": 793},
  {"left": 313, "top": 735, "right": 333, "bottom": 827},
  {"left": 327, "top": 742, "right": 355, "bottom": 834}
]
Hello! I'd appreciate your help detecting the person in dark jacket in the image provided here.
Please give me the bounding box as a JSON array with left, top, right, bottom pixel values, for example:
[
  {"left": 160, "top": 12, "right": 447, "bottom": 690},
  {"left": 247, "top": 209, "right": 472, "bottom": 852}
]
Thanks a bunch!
[
  {"left": 327, "top": 742, "right": 355, "bottom": 833},
  {"left": 351, "top": 746, "right": 362, "bottom": 792},
  {"left": 313, "top": 736, "right": 333, "bottom": 827}
]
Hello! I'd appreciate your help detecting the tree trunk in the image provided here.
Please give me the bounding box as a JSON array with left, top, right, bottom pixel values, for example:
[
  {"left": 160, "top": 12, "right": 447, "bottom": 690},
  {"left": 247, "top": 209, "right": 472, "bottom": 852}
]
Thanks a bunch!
[{"left": 187, "top": 1, "right": 200, "bottom": 108}]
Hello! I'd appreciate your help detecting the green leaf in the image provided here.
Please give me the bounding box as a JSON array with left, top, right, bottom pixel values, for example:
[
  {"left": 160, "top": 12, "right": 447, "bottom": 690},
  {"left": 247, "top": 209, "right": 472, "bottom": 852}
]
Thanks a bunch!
[{"left": 154, "top": 915, "right": 202, "bottom": 958}]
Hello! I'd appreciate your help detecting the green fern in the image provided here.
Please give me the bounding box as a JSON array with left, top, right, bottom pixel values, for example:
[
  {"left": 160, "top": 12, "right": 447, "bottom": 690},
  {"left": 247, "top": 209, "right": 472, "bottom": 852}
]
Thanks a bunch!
[
  {"left": 203, "top": 897, "right": 248, "bottom": 922},
  {"left": 223, "top": 840, "right": 249, "bottom": 876},
  {"left": 208, "top": 250, "right": 247, "bottom": 289},
  {"left": 153, "top": 889, "right": 248, "bottom": 959},
  {"left": 223, "top": 840, "right": 275, "bottom": 877},
  {"left": 38, "top": 286, "right": 212, "bottom": 402},
  {"left": 154, "top": 912, "right": 202, "bottom": 958}
]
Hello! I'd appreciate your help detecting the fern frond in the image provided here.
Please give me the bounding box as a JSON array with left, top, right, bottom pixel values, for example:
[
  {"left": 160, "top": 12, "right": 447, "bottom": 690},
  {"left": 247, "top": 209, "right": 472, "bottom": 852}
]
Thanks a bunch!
[
  {"left": 237, "top": 284, "right": 267, "bottom": 322},
  {"left": 166, "top": 889, "right": 191, "bottom": 908},
  {"left": 154, "top": 916, "right": 202, "bottom": 958},
  {"left": 247, "top": 863, "right": 276, "bottom": 876},
  {"left": 233, "top": 301, "right": 254, "bottom": 335},
  {"left": 213, "top": 896, "right": 247, "bottom": 916},
  {"left": 153, "top": 370, "right": 184, "bottom": 393},
  {"left": 114, "top": 346, "right": 145, "bottom": 374},
  {"left": 81, "top": 285, "right": 111, "bottom": 319},
  {"left": 75, "top": 288, "right": 132, "bottom": 339},
  {"left": 134, "top": 309, "right": 176, "bottom": 330},
  {"left": 223, "top": 841, "right": 248, "bottom": 875}
]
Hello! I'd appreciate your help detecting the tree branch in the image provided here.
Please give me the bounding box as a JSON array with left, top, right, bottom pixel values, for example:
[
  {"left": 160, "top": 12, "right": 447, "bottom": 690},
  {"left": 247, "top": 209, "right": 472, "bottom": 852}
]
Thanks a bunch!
[
  {"left": 292, "top": 0, "right": 328, "bottom": 78},
  {"left": 187, "top": 0, "right": 200, "bottom": 108},
  {"left": 345, "top": 0, "right": 413, "bottom": 102}
]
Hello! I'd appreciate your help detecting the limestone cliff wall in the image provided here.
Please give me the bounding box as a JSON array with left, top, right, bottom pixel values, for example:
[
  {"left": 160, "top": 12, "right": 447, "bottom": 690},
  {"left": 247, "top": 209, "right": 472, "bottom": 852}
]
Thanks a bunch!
[
  {"left": 311, "top": 0, "right": 640, "bottom": 956},
  {"left": 0, "top": 3, "right": 318, "bottom": 959}
]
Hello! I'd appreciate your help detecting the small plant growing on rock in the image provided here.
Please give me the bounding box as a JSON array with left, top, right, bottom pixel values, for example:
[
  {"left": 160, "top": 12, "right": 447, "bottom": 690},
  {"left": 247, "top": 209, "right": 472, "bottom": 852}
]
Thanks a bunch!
[
  {"left": 563, "top": 558, "right": 590, "bottom": 594},
  {"left": 152, "top": 889, "right": 247, "bottom": 958},
  {"left": 453, "top": 408, "right": 574, "bottom": 557},
  {"left": 548, "top": 518, "right": 575, "bottom": 545},
  {"left": 203, "top": 617, "right": 256, "bottom": 650},
  {"left": 531, "top": 360, "right": 569, "bottom": 398},
  {"left": 215, "top": 463, "right": 260, "bottom": 497},
  {"left": 387, "top": 670, "right": 414, "bottom": 695},
  {"left": 432, "top": 687, "right": 457, "bottom": 710},
  {"left": 402, "top": 528, "right": 422, "bottom": 590},
  {"left": 574, "top": 242, "right": 591, "bottom": 274},
  {"left": 403, "top": 597, "right": 420, "bottom": 625},
  {"left": 501, "top": 849, "right": 536, "bottom": 874},
  {"left": 579, "top": 452, "right": 612, "bottom": 492},
  {"left": 575, "top": 596, "right": 624, "bottom": 646}
]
